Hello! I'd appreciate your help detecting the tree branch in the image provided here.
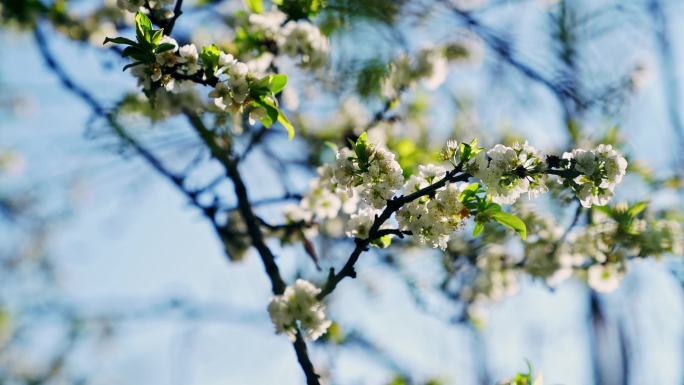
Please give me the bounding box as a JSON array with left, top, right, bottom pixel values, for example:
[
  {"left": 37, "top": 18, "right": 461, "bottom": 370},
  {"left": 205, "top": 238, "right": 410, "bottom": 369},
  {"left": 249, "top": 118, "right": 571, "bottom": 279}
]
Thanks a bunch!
[
  {"left": 318, "top": 166, "right": 469, "bottom": 300},
  {"left": 184, "top": 110, "right": 322, "bottom": 385}
]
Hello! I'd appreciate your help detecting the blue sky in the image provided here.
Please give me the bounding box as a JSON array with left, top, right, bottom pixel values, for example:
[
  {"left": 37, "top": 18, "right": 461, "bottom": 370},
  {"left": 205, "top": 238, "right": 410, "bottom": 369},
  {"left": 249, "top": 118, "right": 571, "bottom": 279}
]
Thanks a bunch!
[{"left": 2, "top": 1, "right": 684, "bottom": 383}]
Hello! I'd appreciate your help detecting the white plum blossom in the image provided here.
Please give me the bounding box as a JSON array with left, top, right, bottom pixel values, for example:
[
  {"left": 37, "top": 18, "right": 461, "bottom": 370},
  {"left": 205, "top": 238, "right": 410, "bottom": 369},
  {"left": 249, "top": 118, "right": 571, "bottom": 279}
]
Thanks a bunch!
[
  {"left": 417, "top": 164, "right": 447, "bottom": 183},
  {"left": 247, "top": 52, "right": 276, "bottom": 77},
  {"left": 177, "top": 44, "right": 201, "bottom": 75},
  {"left": 416, "top": 48, "right": 449, "bottom": 90},
  {"left": 207, "top": 53, "right": 252, "bottom": 112},
  {"left": 279, "top": 20, "right": 330, "bottom": 69},
  {"left": 346, "top": 207, "right": 378, "bottom": 239},
  {"left": 301, "top": 180, "right": 343, "bottom": 220},
  {"left": 268, "top": 279, "right": 332, "bottom": 341},
  {"left": 638, "top": 218, "right": 684, "bottom": 257},
  {"left": 587, "top": 263, "right": 622, "bottom": 293},
  {"left": 155, "top": 36, "right": 179, "bottom": 66},
  {"left": 248, "top": 10, "right": 287, "bottom": 37},
  {"left": 470, "top": 142, "right": 546, "bottom": 204},
  {"left": 283, "top": 204, "right": 312, "bottom": 224},
  {"left": 359, "top": 147, "right": 405, "bottom": 208},
  {"left": 562, "top": 144, "right": 627, "bottom": 207},
  {"left": 290, "top": 164, "right": 360, "bottom": 224},
  {"left": 208, "top": 55, "right": 252, "bottom": 113},
  {"left": 249, "top": 11, "right": 329, "bottom": 69},
  {"left": 397, "top": 172, "right": 470, "bottom": 250},
  {"left": 402, "top": 174, "right": 429, "bottom": 195},
  {"left": 333, "top": 143, "right": 404, "bottom": 209}
]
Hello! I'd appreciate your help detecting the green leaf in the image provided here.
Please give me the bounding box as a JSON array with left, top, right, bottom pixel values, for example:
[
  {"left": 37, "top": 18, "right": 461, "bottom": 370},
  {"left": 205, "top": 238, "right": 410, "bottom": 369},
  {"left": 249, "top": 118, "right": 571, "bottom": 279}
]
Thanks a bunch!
[
  {"left": 253, "top": 74, "right": 288, "bottom": 95},
  {"left": 371, "top": 234, "right": 392, "bottom": 248},
  {"left": 150, "top": 29, "right": 164, "bottom": 45},
  {"left": 245, "top": 0, "right": 264, "bottom": 13},
  {"left": 472, "top": 221, "right": 485, "bottom": 237},
  {"left": 267, "top": 74, "right": 288, "bottom": 94},
  {"left": 134, "top": 12, "right": 152, "bottom": 43},
  {"left": 483, "top": 202, "right": 502, "bottom": 213},
  {"left": 121, "top": 46, "right": 151, "bottom": 62},
  {"left": 627, "top": 201, "right": 648, "bottom": 218},
  {"left": 103, "top": 36, "right": 137, "bottom": 46},
  {"left": 255, "top": 100, "right": 278, "bottom": 128},
  {"left": 492, "top": 212, "right": 527, "bottom": 240},
  {"left": 154, "top": 43, "right": 176, "bottom": 54},
  {"left": 388, "top": 375, "right": 408, "bottom": 385},
  {"left": 200, "top": 44, "right": 221, "bottom": 74},
  {"left": 355, "top": 132, "right": 369, "bottom": 167},
  {"left": 459, "top": 182, "right": 480, "bottom": 202},
  {"left": 278, "top": 110, "right": 295, "bottom": 140},
  {"left": 593, "top": 205, "right": 612, "bottom": 216},
  {"left": 122, "top": 61, "right": 145, "bottom": 71}
]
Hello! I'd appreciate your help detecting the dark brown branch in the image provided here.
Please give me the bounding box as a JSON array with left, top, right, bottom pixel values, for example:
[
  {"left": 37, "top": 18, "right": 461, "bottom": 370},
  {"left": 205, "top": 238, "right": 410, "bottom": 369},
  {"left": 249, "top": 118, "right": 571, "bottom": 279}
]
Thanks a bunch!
[
  {"left": 184, "top": 111, "right": 322, "bottom": 385},
  {"left": 165, "top": 0, "right": 184, "bottom": 35},
  {"left": 36, "top": 23, "right": 321, "bottom": 385},
  {"left": 293, "top": 330, "right": 321, "bottom": 385},
  {"left": 186, "top": 111, "right": 287, "bottom": 294}
]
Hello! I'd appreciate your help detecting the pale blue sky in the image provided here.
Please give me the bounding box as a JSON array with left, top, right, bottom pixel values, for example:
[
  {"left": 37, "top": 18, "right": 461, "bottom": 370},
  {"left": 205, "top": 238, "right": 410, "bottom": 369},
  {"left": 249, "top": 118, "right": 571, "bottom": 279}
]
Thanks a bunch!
[{"left": 2, "top": 1, "right": 684, "bottom": 383}]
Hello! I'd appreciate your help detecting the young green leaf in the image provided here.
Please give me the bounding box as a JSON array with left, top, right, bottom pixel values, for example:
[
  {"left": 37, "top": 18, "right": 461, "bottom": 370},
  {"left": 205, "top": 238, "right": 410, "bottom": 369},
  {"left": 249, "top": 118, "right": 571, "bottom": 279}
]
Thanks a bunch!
[
  {"left": 253, "top": 74, "right": 288, "bottom": 95},
  {"left": 627, "top": 201, "right": 648, "bottom": 218},
  {"left": 154, "top": 43, "right": 177, "bottom": 54},
  {"left": 355, "top": 132, "right": 369, "bottom": 168},
  {"left": 134, "top": 12, "right": 152, "bottom": 44},
  {"left": 150, "top": 29, "right": 164, "bottom": 45},
  {"left": 277, "top": 111, "right": 296, "bottom": 140},
  {"left": 472, "top": 221, "right": 485, "bottom": 237},
  {"left": 255, "top": 100, "right": 279, "bottom": 128},
  {"left": 492, "top": 212, "right": 527, "bottom": 240},
  {"left": 371, "top": 234, "right": 392, "bottom": 248},
  {"left": 245, "top": 0, "right": 264, "bottom": 13},
  {"left": 267, "top": 74, "right": 288, "bottom": 94},
  {"left": 200, "top": 44, "right": 221, "bottom": 74},
  {"left": 459, "top": 182, "right": 480, "bottom": 202}
]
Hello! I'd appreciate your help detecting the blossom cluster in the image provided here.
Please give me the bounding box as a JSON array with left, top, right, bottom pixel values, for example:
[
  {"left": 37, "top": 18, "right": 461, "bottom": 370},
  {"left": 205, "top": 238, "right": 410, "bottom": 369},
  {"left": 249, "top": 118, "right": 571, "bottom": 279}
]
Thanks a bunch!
[
  {"left": 562, "top": 144, "right": 628, "bottom": 207},
  {"left": 457, "top": 204, "right": 683, "bottom": 312},
  {"left": 249, "top": 10, "right": 329, "bottom": 69},
  {"left": 267, "top": 279, "right": 332, "bottom": 341},
  {"left": 106, "top": 11, "right": 295, "bottom": 135},
  {"left": 469, "top": 142, "right": 547, "bottom": 205},
  {"left": 334, "top": 139, "right": 404, "bottom": 209},
  {"left": 291, "top": 137, "right": 629, "bottom": 255},
  {"left": 382, "top": 48, "right": 449, "bottom": 97},
  {"left": 381, "top": 38, "right": 484, "bottom": 98},
  {"left": 468, "top": 142, "right": 627, "bottom": 208},
  {"left": 131, "top": 36, "right": 202, "bottom": 93},
  {"left": 397, "top": 166, "right": 470, "bottom": 249},
  {"left": 566, "top": 214, "right": 683, "bottom": 292},
  {"left": 208, "top": 52, "right": 252, "bottom": 113}
]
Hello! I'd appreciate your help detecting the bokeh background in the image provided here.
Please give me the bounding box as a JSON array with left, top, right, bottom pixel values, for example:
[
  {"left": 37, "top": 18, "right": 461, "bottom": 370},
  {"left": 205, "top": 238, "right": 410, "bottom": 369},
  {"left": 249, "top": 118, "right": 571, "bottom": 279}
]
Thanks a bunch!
[{"left": 1, "top": 0, "right": 684, "bottom": 384}]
